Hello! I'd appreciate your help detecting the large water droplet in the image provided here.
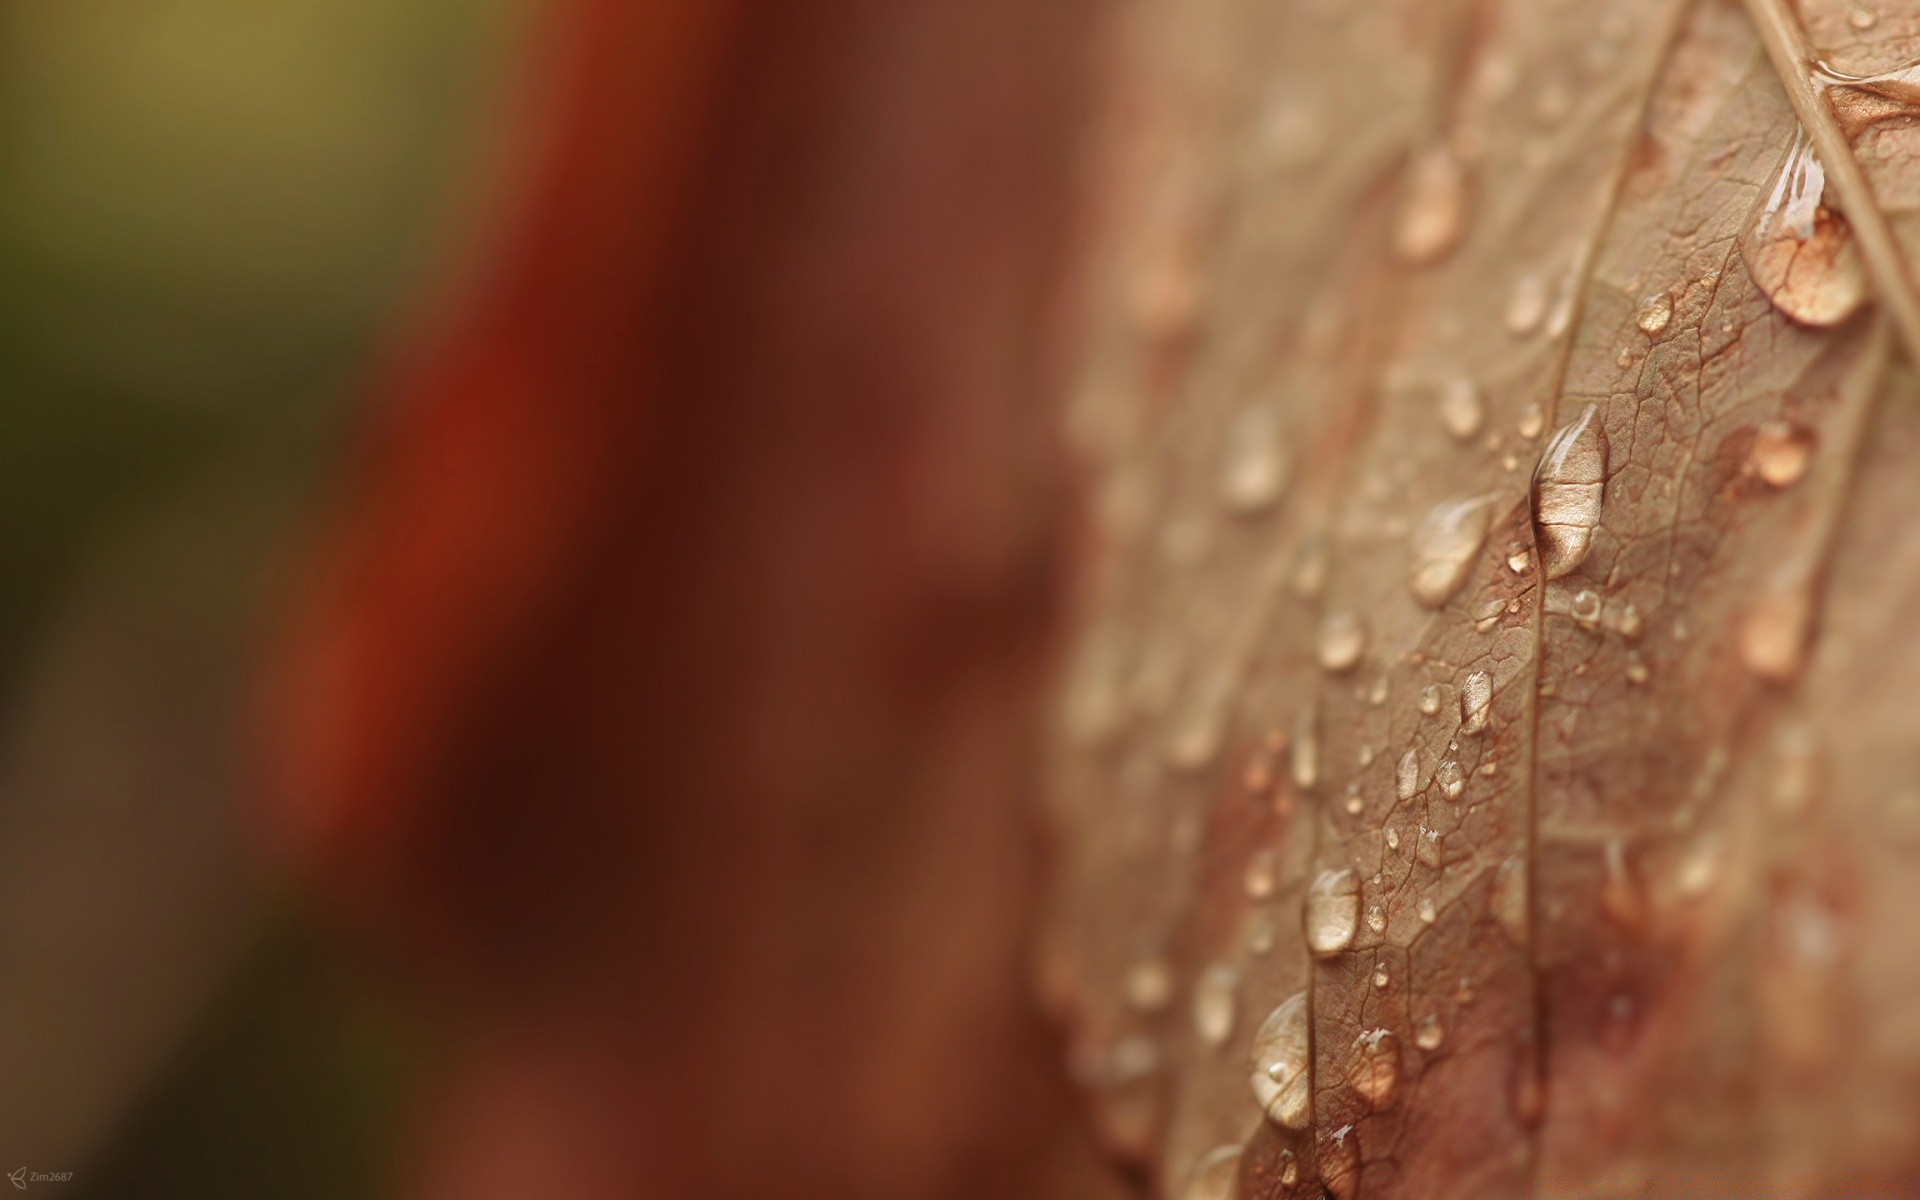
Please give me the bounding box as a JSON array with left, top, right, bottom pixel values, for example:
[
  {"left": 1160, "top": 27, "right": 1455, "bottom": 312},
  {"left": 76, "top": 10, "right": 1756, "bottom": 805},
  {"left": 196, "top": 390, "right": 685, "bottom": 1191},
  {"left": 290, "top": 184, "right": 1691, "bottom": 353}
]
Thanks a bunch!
[
  {"left": 1349, "top": 1028, "right": 1401, "bottom": 1109},
  {"left": 1460, "top": 670, "right": 1493, "bottom": 735},
  {"left": 1180, "top": 1145, "right": 1243, "bottom": 1200},
  {"left": 1249, "top": 991, "right": 1312, "bottom": 1129},
  {"left": 1193, "top": 962, "right": 1241, "bottom": 1047},
  {"left": 1532, "top": 403, "right": 1608, "bottom": 579},
  {"left": 1750, "top": 419, "right": 1815, "bottom": 487},
  {"left": 1408, "top": 494, "right": 1497, "bottom": 608},
  {"left": 1394, "top": 146, "right": 1472, "bottom": 265},
  {"left": 1317, "top": 612, "right": 1368, "bottom": 673},
  {"left": 1221, "top": 404, "right": 1290, "bottom": 514},
  {"left": 1438, "top": 377, "right": 1486, "bottom": 440},
  {"left": 1306, "top": 867, "right": 1361, "bottom": 956},
  {"left": 1491, "top": 855, "right": 1528, "bottom": 943},
  {"left": 1739, "top": 128, "right": 1866, "bottom": 327}
]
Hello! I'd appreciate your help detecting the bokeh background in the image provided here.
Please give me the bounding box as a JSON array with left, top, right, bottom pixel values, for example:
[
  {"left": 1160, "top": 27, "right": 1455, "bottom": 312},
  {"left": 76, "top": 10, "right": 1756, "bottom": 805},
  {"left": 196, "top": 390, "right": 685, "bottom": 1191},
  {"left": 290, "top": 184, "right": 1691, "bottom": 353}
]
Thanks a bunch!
[{"left": 0, "top": 1, "right": 517, "bottom": 1194}]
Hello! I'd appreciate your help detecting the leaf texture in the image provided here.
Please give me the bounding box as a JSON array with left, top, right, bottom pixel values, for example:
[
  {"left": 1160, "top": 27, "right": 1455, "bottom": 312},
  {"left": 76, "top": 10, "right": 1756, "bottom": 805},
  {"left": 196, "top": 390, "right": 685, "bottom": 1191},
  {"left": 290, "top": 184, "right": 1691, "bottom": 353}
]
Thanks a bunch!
[{"left": 1042, "top": 1, "right": 1920, "bottom": 1197}]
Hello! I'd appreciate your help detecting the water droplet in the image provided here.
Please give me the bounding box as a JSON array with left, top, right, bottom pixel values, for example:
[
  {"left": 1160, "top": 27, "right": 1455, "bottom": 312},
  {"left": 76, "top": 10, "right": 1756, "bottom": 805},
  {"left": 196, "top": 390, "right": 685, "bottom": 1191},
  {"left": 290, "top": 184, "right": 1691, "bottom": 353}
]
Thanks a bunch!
[
  {"left": 1356, "top": 743, "right": 1376, "bottom": 769},
  {"left": 1180, "top": 1145, "right": 1242, "bottom": 1200},
  {"left": 1750, "top": 419, "right": 1815, "bottom": 487},
  {"left": 1249, "top": 991, "right": 1312, "bottom": 1129},
  {"left": 1415, "top": 1013, "right": 1446, "bottom": 1051},
  {"left": 1438, "top": 377, "right": 1486, "bottom": 440},
  {"left": 1395, "top": 147, "right": 1472, "bottom": 265},
  {"left": 1675, "top": 835, "right": 1721, "bottom": 897},
  {"left": 1344, "top": 793, "right": 1365, "bottom": 816},
  {"left": 1739, "top": 128, "right": 1866, "bottom": 327},
  {"left": 1366, "top": 904, "right": 1387, "bottom": 934},
  {"left": 1306, "top": 867, "right": 1361, "bottom": 956},
  {"left": 1290, "top": 534, "right": 1330, "bottom": 599},
  {"left": 1617, "top": 602, "right": 1646, "bottom": 641},
  {"left": 1506, "top": 271, "right": 1549, "bottom": 335},
  {"left": 1349, "top": 1028, "right": 1401, "bottom": 1109},
  {"left": 1507, "top": 544, "right": 1533, "bottom": 573},
  {"left": 1600, "top": 839, "right": 1647, "bottom": 931},
  {"left": 1193, "top": 962, "right": 1241, "bottom": 1047},
  {"left": 1741, "top": 589, "right": 1812, "bottom": 682},
  {"left": 1291, "top": 707, "right": 1321, "bottom": 789},
  {"left": 1221, "top": 404, "right": 1290, "bottom": 514},
  {"left": 1850, "top": 6, "right": 1878, "bottom": 29},
  {"left": 1436, "top": 759, "right": 1466, "bottom": 800},
  {"left": 1245, "top": 848, "right": 1279, "bottom": 899},
  {"left": 1460, "top": 670, "right": 1493, "bottom": 735},
  {"left": 1491, "top": 855, "right": 1528, "bottom": 943},
  {"left": 1408, "top": 494, "right": 1497, "bottom": 608},
  {"left": 1278, "top": 1149, "right": 1299, "bottom": 1188},
  {"left": 1472, "top": 596, "right": 1505, "bottom": 633},
  {"left": 1518, "top": 404, "right": 1546, "bottom": 439},
  {"left": 1635, "top": 292, "right": 1673, "bottom": 335},
  {"left": 1418, "top": 895, "right": 1438, "bottom": 924},
  {"left": 1417, "top": 827, "right": 1444, "bottom": 868},
  {"left": 1164, "top": 673, "right": 1232, "bottom": 771},
  {"left": 1372, "top": 964, "right": 1390, "bottom": 989},
  {"left": 1367, "top": 676, "right": 1390, "bottom": 706},
  {"left": 1570, "top": 587, "right": 1603, "bottom": 630},
  {"left": 1625, "top": 653, "right": 1650, "bottom": 684},
  {"left": 1396, "top": 748, "right": 1423, "bottom": 800},
  {"left": 1126, "top": 957, "right": 1173, "bottom": 1012},
  {"left": 1317, "top": 612, "right": 1368, "bottom": 673},
  {"left": 1419, "top": 683, "right": 1444, "bottom": 715},
  {"left": 1532, "top": 403, "right": 1608, "bottom": 579}
]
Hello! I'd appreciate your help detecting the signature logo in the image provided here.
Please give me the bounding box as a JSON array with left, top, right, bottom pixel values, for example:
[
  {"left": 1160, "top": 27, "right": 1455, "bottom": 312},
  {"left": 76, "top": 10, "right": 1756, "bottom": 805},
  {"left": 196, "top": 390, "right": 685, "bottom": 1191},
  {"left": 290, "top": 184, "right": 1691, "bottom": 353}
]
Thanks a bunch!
[{"left": 7, "top": 1168, "right": 25, "bottom": 1191}]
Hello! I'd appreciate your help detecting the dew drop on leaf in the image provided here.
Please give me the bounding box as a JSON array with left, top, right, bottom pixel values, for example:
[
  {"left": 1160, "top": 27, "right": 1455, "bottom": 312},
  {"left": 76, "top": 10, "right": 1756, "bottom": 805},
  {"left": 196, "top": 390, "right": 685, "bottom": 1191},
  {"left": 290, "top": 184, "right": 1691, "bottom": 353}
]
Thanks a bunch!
[
  {"left": 1532, "top": 402, "right": 1608, "bottom": 579},
  {"left": 1437, "top": 758, "right": 1466, "bottom": 800},
  {"left": 1418, "top": 895, "right": 1438, "bottom": 924},
  {"left": 1220, "top": 403, "right": 1290, "bottom": 514},
  {"left": 1741, "top": 589, "right": 1811, "bottom": 682},
  {"left": 1506, "top": 271, "right": 1549, "bottom": 335},
  {"left": 1372, "top": 964, "right": 1390, "bottom": 989},
  {"left": 1305, "top": 867, "right": 1361, "bottom": 956},
  {"left": 1635, "top": 291, "right": 1673, "bottom": 335},
  {"left": 1408, "top": 494, "right": 1497, "bottom": 608},
  {"left": 1349, "top": 1028, "right": 1401, "bottom": 1109},
  {"left": 1317, "top": 611, "right": 1368, "bottom": 673},
  {"left": 1518, "top": 404, "right": 1545, "bottom": 439},
  {"left": 1415, "top": 1012, "right": 1446, "bottom": 1051},
  {"left": 1396, "top": 747, "right": 1422, "bottom": 800},
  {"left": 1250, "top": 991, "right": 1312, "bottom": 1129},
  {"left": 1419, "top": 683, "right": 1444, "bottom": 715},
  {"left": 1394, "top": 146, "right": 1472, "bottom": 265},
  {"left": 1749, "top": 419, "right": 1815, "bottom": 487},
  {"left": 1193, "top": 962, "right": 1241, "bottom": 1047},
  {"left": 1366, "top": 904, "right": 1387, "bottom": 934},
  {"left": 1126, "top": 957, "right": 1174, "bottom": 1013},
  {"left": 1491, "top": 854, "right": 1529, "bottom": 943},
  {"left": 1460, "top": 670, "right": 1493, "bottom": 735},
  {"left": 1179, "top": 1145, "right": 1242, "bottom": 1200},
  {"left": 1738, "top": 128, "right": 1866, "bottom": 327},
  {"left": 1438, "top": 377, "right": 1486, "bottom": 440},
  {"left": 1291, "top": 706, "right": 1321, "bottom": 789},
  {"left": 1245, "top": 847, "right": 1279, "bottom": 899},
  {"left": 1570, "top": 587, "right": 1603, "bottom": 630}
]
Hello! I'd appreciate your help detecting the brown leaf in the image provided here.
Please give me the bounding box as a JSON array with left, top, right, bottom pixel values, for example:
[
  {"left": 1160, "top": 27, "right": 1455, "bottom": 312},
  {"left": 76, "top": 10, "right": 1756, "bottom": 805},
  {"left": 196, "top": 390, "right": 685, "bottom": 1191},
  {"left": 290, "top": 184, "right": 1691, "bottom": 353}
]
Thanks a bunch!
[{"left": 1044, "top": 1, "right": 1920, "bottom": 1196}]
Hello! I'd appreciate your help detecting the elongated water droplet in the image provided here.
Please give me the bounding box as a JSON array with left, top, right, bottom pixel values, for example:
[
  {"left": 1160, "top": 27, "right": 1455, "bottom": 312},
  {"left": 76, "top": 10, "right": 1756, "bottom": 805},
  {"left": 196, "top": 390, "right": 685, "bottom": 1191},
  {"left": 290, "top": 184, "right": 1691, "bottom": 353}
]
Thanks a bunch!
[
  {"left": 1278, "top": 1149, "right": 1299, "bottom": 1187},
  {"left": 1460, "top": 670, "right": 1493, "bottom": 735},
  {"left": 1506, "top": 271, "right": 1549, "bottom": 334},
  {"left": 1318, "top": 612, "right": 1368, "bottom": 673},
  {"left": 1250, "top": 991, "right": 1312, "bottom": 1129},
  {"left": 1366, "top": 904, "right": 1387, "bottom": 934},
  {"left": 1180, "top": 1145, "right": 1242, "bottom": 1200},
  {"left": 1408, "top": 494, "right": 1497, "bottom": 608},
  {"left": 1739, "top": 128, "right": 1866, "bottom": 327},
  {"left": 1306, "top": 867, "right": 1361, "bottom": 956},
  {"left": 1635, "top": 292, "right": 1673, "bottom": 335},
  {"left": 1532, "top": 403, "right": 1608, "bottom": 579},
  {"left": 1193, "top": 962, "right": 1241, "bottom": 1047},
  {"left": 1750, "top": 419, "right": 1815, "bottom": 487},
  {"left": 1815, "top": 55, "right": 1920, "bottom": 104},
  {"left": 1126, "top": 958, "right": 1174, "bottom": 1013},
  {"left": 1418, "top": 683, "right": 1444, "bottom": 715},
  {"left": 1291, "top": 706, "right": 1320, "bottom": 789},
  {"left": 1221, "top": 404, "right": 1290, "bottom": 514},
  {"left": 1437, "top": 758, "right": 1466, "bottom": 800},
  {"left": 1491, "top": 855, "right": 1528, "bottom": 943},
  {"left": 1349, "top": 1028, "right": 1401, "bottom": 1109},
  {"left": 1395, "top": 147, "right": 1472, "bottom": 265},
  {"left": 1438, "top": 377, "right": 1485, "bottom": 440},
  {"left": 1415, "top": 1013, "right": 1445, "bottom": 1051},
  {"left": 1395, "top": 748, "right": 1422, "bottom": 800}
]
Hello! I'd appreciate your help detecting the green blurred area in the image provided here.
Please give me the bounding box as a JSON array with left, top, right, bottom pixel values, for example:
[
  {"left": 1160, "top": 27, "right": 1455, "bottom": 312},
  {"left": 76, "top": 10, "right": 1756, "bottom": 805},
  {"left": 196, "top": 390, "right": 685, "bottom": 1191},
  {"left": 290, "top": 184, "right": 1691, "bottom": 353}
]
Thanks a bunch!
[{"left": 0, "top": 0, "right": 519, "bottom": 1195}]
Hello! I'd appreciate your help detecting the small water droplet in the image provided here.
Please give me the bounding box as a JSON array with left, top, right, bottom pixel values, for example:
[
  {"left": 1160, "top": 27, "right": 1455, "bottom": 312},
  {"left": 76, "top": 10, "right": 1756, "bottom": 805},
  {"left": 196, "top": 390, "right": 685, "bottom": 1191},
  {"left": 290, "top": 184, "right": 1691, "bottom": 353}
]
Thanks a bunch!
[
  {"left": 1518, "top": 404, "right": 1546, "bottom": 439},
  {"left": 1349, "top": 1028, "right": 1401, "bottom": 1109},
  {"left": 1750, "top": 419, "right": 1816, "bottom": 487},
  {"left": 1436, "top": 759, "right": 1466, "bottom": 800},
  {"left": 1507, "top": 544, "right": 1533, "bottom": 574},
  {"left": 1221, "top": 404, "right": 1291, "bottom": 514},
  {"left": 1290, "top": 534, "right": 1330, "bottom": 599},
  {"left": 1739, "top": 128, "right": 1866, "bottom": 327},
  {"left": 1851, "top": 6, "right": 1878, "bottom": 29},
  {"left": 1438, "top": 377, "right": 1486, "bottom": 440},
  {"left": 1625, "top": 653, "right": 1651, "bottom": 684},
  {"left": 1344, "top": 793, "right": 1365, "bottom": 816},
  {"left": 1396, "top": 748, "right": 1423, "bottom": 800},
  {"left": 1635, "top": 292, "right": 1673, "bottom": 335},
  {"left": 1125, "top": 957, "right": 1173, "bottom": 1012},
  {"left": 1372, "top": 964, "right": 1390, "bottom": 989},
  {"left": 1179, "top": 1145, "right": 1242, "bottom": 1200},
  {"left": 1193, "top": 962, "right": 1241, "bottom": 1047},
  {"left": 1318, "top": 612, "right": 1368, "bottom": 673},
  {"left": 1278, "top": 1149, "right": 1299, "bottom": 1188},
  {"left": 1600, "top": 839, "right": 1646, "bottom": 931},
  {"left": 1460, "top": 670, "right": 1493, "bottom": 735},
  {"left": 1306, "top": 868, "right": 1361, "bottom": 956},
  {"left": 1291, "top": 706, "right": 1320, "bottom": 790},
  {"left": 1532, "top": 403, "right": 1608, "bottom": 579},
  {"left": 1250, "top": 990, "right": 1312, "bottom": 1129},
  {"left": 1395, "top": 146, "right": 1472, "bottom": 265},
  {"left": 1570, "top": 587, "right": 1603, "bottom": 630},
  {"left": 1675, "top": 835, "right": 1721, "bottom": 897},
  {"left": 1418, "top": 827, "right": 1444, "bottom": 868},
  {"left": 1367, "top": 676, "right": 1390, "bottom": 706},
  {"left": 1418, "top": 895, "right": 1438, "bottom": 924},
  {"left": 1419, "top": 683, "right": 1444, "bottom": 715},
  {"left": 1408, "top": 494, "right": 1498, "bottom": 608},
  {"left": 1415, "top": 1013, "right": 1446, "bottom": 1051},
  {"left": 1245, "top": 848, "right": 1279, "bottom": 899},
  {"left": 1617, "top": 602, "right": 1646, "bottom": 641},
  {"left": 1356, "top": 743, "right": 1376, "bottom": 769},
  {"left": 1471, "top": 596, "right": 1506, "bottom": 633},
  {"left": 1491, "top": 854, "right": 1528, "bottom": 943},
  {"left": 1366, "top": 904, "right": 1387, "bottom": 934},
  {"left": 1506, "top": 271, "right": 1549, "bottom": 335},
  {"left": 1741, "top": 589, "right": 1811, "bottom": 682}
]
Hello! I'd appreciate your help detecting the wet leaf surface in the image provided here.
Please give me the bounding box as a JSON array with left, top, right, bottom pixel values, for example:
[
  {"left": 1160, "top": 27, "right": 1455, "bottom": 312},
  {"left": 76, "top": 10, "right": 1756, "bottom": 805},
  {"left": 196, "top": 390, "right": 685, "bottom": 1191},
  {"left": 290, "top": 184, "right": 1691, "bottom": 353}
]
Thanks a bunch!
[{"left": 1043, "top": 0, "right": 1920, "bottom": 1195}]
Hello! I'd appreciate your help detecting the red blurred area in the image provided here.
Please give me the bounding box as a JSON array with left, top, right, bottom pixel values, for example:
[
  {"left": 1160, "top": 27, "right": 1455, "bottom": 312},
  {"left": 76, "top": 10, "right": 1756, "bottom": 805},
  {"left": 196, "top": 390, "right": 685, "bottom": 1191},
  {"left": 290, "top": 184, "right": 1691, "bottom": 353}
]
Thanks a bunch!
[{"left": 260, "top": 0, "right": 1123, "bottom": 1196}]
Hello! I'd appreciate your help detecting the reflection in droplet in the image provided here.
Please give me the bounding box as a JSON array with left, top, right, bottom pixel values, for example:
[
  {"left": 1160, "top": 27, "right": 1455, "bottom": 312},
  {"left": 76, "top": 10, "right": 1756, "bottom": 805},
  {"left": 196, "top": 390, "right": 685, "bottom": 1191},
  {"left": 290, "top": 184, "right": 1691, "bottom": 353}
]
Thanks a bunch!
[
  {"left": 1439, "top": 378, "right": 1486, "bottom": 440},
  {"left": 1396, "top": 748, "right": 1423, "bottom": 800},
  {"left": 1318, "top": 612, "right": 1368, "bottom": 673},
  {"left": 1738, "top": 128, "right": 1866, "bottom": 327},
  {"left": 1349, "top": 1028, "right": 1401, "bottom": 1109},
  {"left": 1750, "top": 419, "right": 1815, "bottom": 487},
  {"left": 1180, "top": 1145, "right": 1242, "bottom": 1200},
  {"left": 1250, "top": 991, "right": 1312, "bottom": 1129},
  {"left": 1306, "top": 867, "right": 1361, "bottom": 956},
  {"left": 1396, "top": 147, "right": 1472, "bottom": 265},
  {"left": 1221, "top": 404, "right": 1290, "bottom": 514},
  {"left": 1193, "top": 962, "right": 1241, "bottom": 1047},
  {"left": 1460, "top": 670, "right": 1493, "bottom": 735},
  {"left": 1409, "top": 494, "right": 1497, "bottom": 608},
  {"left": 1532, "top": 404, "right": 1608, "bottom": 579},
  {"left": 1636, "top": 292, "right": 1673, "bottom": 335}
]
